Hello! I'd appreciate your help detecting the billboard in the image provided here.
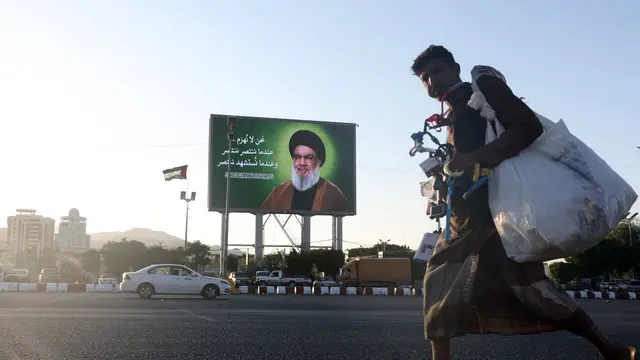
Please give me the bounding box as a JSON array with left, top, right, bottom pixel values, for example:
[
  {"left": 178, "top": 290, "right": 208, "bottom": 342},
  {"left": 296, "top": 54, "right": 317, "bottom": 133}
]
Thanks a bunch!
[{"left": 208, "top": 114, "right": 357, "bottom": 216}]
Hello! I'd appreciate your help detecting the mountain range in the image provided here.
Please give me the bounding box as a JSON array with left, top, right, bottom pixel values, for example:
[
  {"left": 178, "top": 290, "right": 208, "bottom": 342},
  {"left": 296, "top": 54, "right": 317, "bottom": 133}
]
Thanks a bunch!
[{"left": 0, "top": 227, "right": 246, "bottom": 256}]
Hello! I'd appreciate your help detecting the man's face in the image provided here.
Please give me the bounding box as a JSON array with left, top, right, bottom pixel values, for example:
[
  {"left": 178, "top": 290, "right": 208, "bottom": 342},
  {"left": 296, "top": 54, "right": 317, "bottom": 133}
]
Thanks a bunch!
[
  {"left": 417, "top": 59, "right": 460, "bottom": 99},
  {"left": 293, "top": 145, "right": 320, "bottom": 176}
]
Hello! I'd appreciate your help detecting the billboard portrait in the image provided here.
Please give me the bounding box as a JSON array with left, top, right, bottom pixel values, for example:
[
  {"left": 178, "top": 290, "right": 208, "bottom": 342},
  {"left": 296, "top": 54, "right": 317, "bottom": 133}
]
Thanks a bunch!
[{"left": 208, "top": 114, "right": 357, "bottom": 216}]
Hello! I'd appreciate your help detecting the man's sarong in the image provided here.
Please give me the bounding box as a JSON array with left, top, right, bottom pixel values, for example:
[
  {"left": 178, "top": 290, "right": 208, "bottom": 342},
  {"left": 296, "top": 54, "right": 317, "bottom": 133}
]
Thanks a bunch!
[{"left": 423, "top": 221, "right": 578, "bottom": 339}]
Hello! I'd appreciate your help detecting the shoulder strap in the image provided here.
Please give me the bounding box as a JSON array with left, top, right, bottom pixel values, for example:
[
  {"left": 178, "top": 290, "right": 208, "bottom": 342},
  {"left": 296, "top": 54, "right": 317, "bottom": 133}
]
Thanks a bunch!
[{"left": 469, "top": 65, "right": 508, "bottom": 134}]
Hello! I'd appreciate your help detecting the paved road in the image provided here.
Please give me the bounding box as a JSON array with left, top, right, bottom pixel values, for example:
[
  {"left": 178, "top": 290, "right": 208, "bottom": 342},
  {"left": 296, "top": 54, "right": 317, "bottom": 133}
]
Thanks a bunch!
[{"left": 0, "top": 293, "right": 638, "bottom": 359}]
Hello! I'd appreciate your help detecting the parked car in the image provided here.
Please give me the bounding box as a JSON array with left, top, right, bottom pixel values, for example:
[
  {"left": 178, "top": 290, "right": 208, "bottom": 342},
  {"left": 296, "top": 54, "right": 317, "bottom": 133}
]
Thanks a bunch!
[
  {"left": 255, "top": 270, "right": 311, "bottom": 287},
  {"left": 627, "top": 280, "right": 640, "bottom": 293},
  {"left": 119, "top": 264, "right": 232, "bottom": 299},
  {"left": 98, "top": 274, "right": 119, "bottom": 285},
  {"left": 5, "top": 269, "right": 29, "bottom": 283},
  {"left": 229, "top": 271, "right": 252, "bottom": 287},
  {"left": 313, "top": 276, "right": 338, "bottom": 287}
]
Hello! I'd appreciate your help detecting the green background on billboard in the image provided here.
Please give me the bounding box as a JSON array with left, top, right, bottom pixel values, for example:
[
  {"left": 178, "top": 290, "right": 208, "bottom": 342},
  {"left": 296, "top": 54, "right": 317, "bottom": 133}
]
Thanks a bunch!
[{"left": 208, "top": 115, "right": 356, "bottom": 215}]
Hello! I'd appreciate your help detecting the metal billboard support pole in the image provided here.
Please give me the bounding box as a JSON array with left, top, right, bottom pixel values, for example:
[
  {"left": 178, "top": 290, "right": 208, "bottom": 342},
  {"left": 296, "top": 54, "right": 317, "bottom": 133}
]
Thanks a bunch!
[
  {"left": 255, "top": 214, "right": 264, "bottom": 259},
  {"left": 301, "top": 216, "right": 311, "bottom": 252},
  {"left": 180, "top": 191, "right": 196, "bottom": 266},
  {"left": 331, "top": 216, "right": 344, "bottom": 251},
  {"left": 221, "top": 116, "right": 235, "bottom": 278},
  {"left": 336, "top": 216, "right": 343, "bottom": 251}
]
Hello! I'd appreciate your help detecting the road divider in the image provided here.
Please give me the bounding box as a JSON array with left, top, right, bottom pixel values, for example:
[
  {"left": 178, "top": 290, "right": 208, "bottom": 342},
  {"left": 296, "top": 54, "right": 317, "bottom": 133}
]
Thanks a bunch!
[
  {"left": 0, "top": 282, "right": 635, "bottom": 299},
  {"left": 0, "top": 282, "right": 122, "bottom": 293}
]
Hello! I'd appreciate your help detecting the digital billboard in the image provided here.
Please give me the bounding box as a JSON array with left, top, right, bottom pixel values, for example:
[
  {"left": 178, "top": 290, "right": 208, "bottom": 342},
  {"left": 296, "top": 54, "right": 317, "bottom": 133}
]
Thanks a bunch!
[{"left": 208, "top": 114, "right": 357, "bottom": 216}]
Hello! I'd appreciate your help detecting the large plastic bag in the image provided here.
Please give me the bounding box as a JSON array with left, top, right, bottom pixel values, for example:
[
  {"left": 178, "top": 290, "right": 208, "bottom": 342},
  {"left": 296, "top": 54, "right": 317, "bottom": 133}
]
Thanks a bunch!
[{"left": 468, "top": 65, "right": 637, "bottom": 262}]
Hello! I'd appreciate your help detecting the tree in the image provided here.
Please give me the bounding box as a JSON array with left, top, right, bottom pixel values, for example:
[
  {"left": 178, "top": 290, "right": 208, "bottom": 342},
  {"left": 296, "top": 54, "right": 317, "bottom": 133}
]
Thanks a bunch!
[
  {"left": 549, "top": 262, "right": 578, "bottom": 283},
  {"left": 37, "top": 248, "right": 57, "bottom": 269},
  {"left": 348, "top": 243, "right": 413, "bottom": 258},
  {"left": 186, "top": 241, "right": 212, "bottom": 271},
  {"left": 60, "top": 254, "right": 86, "bottom": 283},
  {"left": 101, "top": 239, "right": 148, "bottom": 275},
  {"left": 565, "top": 221, "right": 640, "bottom": 279},
  {"left": 226, "top": 255, "right": 239, "bottom": 272},
  {"left": 244, "top": 259, "right": 259, "bottom": 273},
  {"left": 262, "top": 253, "right": 283, "bottom": 269},
  {"left": 147, "top": 245, "right": 179, "bottom": 265},
  {"left": 81, "top": 249, "right": 102, "bottom": 275},
  {"left": 309, "top": 249, "right": 345, "bottom": 278}
]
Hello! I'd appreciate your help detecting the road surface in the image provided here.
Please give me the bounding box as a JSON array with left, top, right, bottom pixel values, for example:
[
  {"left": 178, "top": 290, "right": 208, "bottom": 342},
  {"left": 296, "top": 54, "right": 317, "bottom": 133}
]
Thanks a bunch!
[{"left": 0, "top": 293, "right": 638, "bottom": 359}]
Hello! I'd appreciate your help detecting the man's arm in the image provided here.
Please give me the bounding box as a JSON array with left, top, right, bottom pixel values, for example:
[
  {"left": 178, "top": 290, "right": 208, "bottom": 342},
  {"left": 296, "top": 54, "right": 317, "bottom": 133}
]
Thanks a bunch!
[{"left": 471, "top": 75, "right": 543, "bottom": 168}]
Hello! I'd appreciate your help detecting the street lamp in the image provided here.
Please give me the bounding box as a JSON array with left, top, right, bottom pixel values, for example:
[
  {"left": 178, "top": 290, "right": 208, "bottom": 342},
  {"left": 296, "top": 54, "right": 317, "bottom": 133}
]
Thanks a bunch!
[
  {"left": 180, "top": 191, "right": 196, "bottom": 265},
  {"left": 379, "top": 239, "right": 390, "bottom": 257},
  {"left": 220, "top": 116, "right": 235, "bottom": 277}
]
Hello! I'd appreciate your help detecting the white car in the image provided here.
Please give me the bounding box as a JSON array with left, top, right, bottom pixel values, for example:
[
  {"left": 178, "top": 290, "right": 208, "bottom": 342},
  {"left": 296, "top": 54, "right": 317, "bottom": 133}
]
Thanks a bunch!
[
  {"left": 120, "top": 264, "right": 232, "bottom": 299},
  {"left": 98, "top": 274, "right": 119, "bottom": 285}
]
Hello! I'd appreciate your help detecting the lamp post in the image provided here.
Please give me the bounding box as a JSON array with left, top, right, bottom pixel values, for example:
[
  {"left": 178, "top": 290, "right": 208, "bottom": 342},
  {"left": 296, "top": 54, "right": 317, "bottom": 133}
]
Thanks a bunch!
[
  {"left": 220, "top": 116, "right": 235, "bottom": 277},
  {"left": 379, "top": 239, "right": 390, "bottom": 258},
  {"left": 181, "top": 191, "right": 196, "bottom": 265}
]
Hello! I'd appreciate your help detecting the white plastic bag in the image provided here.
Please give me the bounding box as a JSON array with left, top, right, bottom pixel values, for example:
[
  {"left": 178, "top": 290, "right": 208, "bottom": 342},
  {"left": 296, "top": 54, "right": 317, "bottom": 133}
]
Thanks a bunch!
[
  {"left": 414, "top": 232, "right": 438, "bottom": 262},
  {"left": 468, "top": 65, "right": 638, "bottom": 262}
]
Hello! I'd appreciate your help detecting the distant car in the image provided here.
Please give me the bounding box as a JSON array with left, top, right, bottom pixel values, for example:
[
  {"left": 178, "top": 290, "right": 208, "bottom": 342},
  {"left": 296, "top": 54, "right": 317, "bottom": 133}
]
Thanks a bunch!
[
  {"left": 119, "top": 264, "right": 232, "bottom": 299},
  {"left": 5, "top": 269, "right": 29, "bottom": 283},
  {"left": 229, "top": 271, "right": 252, "bottom": 287},
  {"left": 98, "top": 274, "right": 119, "bottom": 285},
  {"left": 313, "top": 276, "right": 338, "bottom": 287}
]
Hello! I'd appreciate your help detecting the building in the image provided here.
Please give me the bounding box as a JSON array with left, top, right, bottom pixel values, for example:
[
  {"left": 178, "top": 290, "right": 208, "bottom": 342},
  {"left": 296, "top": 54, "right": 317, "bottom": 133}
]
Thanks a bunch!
[
  {"left": 55, "top": 208, "right": 90, "bottom": 254},
  {"left": 7, "top": 209, "right": 56, "bottom": 257}
]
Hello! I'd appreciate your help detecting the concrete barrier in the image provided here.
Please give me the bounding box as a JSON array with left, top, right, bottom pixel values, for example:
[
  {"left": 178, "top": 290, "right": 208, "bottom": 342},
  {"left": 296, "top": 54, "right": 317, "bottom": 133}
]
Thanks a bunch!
[{"left": 0, "top": 282, "right": 635, "bottom": 299}]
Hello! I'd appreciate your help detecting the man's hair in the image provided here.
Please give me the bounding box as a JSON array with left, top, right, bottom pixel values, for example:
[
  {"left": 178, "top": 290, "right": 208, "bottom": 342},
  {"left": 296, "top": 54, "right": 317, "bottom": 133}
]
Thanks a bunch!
[{"left": 411, "top": 45, "right": 456, "bottom": 76}]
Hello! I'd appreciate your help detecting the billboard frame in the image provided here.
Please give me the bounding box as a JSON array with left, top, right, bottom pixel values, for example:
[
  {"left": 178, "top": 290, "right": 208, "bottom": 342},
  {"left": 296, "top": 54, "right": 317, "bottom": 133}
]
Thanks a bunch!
[{"left": 207, "top": 113, "right": 357, "bottom": 217}]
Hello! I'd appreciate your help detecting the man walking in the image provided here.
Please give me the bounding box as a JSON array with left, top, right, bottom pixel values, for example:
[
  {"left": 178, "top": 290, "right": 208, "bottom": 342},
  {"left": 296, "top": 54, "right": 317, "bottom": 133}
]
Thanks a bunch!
[{"left": 412, "top": 45, "right": 635, "bottom": 360}]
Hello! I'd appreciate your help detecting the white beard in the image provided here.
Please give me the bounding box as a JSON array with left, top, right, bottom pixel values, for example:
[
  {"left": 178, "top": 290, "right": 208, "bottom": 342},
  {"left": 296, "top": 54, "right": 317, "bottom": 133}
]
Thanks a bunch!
[{"left": 291, "top": 164, "right": 320, "bottom": 191}]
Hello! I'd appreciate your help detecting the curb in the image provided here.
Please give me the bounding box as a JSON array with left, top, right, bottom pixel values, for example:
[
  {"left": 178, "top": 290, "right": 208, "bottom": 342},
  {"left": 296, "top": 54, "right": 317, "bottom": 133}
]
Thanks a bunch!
[
  {"left": 0, "top": 283, "right": 635, "bottom": 299},
  {"left": 0, "top": 283, "right": 121, "bottom": 293}
]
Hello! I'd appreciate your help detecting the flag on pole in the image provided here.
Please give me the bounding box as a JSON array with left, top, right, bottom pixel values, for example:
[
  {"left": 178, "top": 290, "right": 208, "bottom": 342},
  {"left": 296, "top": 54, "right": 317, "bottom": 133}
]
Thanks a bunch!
[{"left": 163, "top": 165, "right": 188, "bottom": 181}]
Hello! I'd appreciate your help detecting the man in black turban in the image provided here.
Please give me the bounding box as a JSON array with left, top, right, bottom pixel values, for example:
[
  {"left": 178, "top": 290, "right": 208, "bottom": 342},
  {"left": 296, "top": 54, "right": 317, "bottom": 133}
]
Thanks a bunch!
[{"left": 261, "top": 129, "right": 348, "bottom": 212}]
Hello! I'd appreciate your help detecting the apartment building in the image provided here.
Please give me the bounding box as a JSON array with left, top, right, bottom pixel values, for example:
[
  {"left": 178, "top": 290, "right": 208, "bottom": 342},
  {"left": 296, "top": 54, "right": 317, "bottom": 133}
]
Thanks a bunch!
[
  {"left": 55, "top": 208, "right": 90, "bottom": 253},
  {"left": 7, "top": 209, "right": 56, "bottom": 256}
]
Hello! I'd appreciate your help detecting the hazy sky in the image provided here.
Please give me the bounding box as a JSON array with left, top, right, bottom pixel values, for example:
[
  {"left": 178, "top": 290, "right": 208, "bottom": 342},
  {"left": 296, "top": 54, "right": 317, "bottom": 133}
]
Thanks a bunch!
[{"left": 1, "top": 1, "right": 639, "bottom": 252}]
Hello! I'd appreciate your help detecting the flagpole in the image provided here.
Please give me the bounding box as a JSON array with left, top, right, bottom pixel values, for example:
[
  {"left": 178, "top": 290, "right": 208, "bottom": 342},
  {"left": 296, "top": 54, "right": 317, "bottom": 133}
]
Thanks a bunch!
[
  {"left": 180, "top": 165, "right": 193, "bottom": 267},
  {"left": 184, "top": 198, "right": 190, "bottom": 265}
]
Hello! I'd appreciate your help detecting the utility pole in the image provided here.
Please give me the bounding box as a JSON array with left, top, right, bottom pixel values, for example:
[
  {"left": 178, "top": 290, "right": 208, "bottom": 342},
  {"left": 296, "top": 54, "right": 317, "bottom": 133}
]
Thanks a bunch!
[{"left": 379, "top": 239, "right": 390, "bottom": 257}]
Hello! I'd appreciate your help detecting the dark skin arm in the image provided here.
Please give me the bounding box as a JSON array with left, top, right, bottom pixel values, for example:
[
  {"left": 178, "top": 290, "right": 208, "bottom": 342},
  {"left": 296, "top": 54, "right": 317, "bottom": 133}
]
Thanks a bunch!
[{"left": 447, "top": 75, "right": 543, "bottom": 171}]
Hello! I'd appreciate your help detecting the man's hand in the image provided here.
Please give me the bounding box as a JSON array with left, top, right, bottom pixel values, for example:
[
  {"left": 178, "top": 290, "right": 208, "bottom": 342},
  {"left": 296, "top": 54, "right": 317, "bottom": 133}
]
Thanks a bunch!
[{"left": 446, "top": 152, "right": 477, "bottom": 175}]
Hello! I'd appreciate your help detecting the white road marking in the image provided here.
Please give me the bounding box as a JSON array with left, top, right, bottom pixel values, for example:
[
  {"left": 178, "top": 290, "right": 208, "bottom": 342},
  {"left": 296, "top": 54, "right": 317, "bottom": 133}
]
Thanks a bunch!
[{"left": 178, "top": 308, "right": 218, "bottom": 322}]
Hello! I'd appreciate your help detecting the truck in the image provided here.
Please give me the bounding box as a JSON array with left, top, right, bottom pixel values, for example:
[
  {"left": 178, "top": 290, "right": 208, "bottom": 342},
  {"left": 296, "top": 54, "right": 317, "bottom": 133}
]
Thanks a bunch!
[
  {"left": 255, "top": 270, "right": 312, "bottom": 287},
  {"left": 337, "top": 257, "right": 412, "bottom": 288}
]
